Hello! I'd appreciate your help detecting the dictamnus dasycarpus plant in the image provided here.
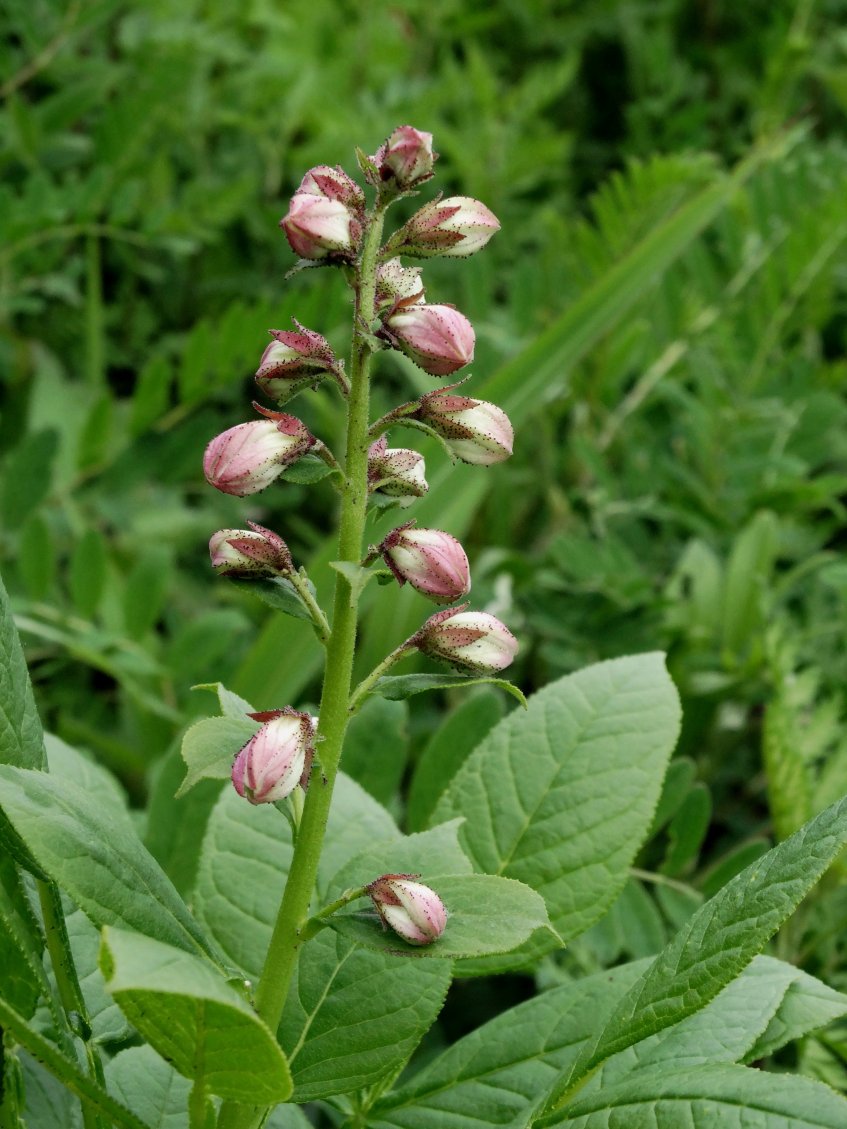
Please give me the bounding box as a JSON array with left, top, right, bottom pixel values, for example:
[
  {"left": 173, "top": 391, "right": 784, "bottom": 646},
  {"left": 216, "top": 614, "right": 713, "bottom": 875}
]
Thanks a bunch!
[{"left": 2, "top": 126, "right": 847, "bottom": 1129}]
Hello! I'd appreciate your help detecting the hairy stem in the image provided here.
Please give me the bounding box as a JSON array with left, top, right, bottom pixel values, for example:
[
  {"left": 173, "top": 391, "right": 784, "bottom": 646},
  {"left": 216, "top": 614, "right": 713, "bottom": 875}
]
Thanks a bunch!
[
  {"left": 216, "top": 204, "right": 390, "bottom": 1129},
  {"left": 37, "top": 880, "right": 106, "bottom": 1129}
]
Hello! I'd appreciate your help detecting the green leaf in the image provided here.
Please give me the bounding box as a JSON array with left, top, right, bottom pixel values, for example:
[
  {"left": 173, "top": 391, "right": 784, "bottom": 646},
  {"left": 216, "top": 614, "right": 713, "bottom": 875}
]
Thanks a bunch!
[
  {"left": 279, "top": 454, "right": 334, "bottom": 484},
  {"left": 279, "top": 928, "right": 452, "bottom": 1101},
  {"left": 330, "top": 559, "right": 377, "bottom": 606},
  {"left": 69, "top": 530, "right": 108, "bottom": 620},
  {"left": 537, "top": 1064, "right": 847, "bottom": 1128},
  {"left": 432, "top": 654, "right": 681, "bottom": 966},
  {"left": 60, "top": 897, "right": 131, "bottom": 1043},
  {"left": 0, "top": 570, "right": 45, "bottom": 770},
  {"left": 661, "top": 782, "right": 711, "bottom": 876},
  {"left": 721, "top": 510, "right": 778, "bottom": 658},
  {"left": 0, "top": 766, "right": 220, "bottom": 962},
  {"left": 596, "top": 956, "right": 847, "bottom": 1088},
  {"left": 0, "top": 856, "right": 49, "bottom": 1021},
  {"left": 192, "top": 682, "right": 255, "bottom": 719},
  {"left": 230, "top": 576, "right": 317, "bottom": 622},
  {"left": 342, "top": 696, "right": 408, "bottom": 805},
  {"left": 19, "top": 1053, "right": 81, "bottom": 1129},
  {"left": 370, "top": 962, "right": 647, "bottom": 1129},
  {"left": 544, "top": 794, "right": 847, "bottom": 1110},
  {"left": 177, "top": 715, "right": 259, "bottom": 797},
  {"left": 407, "top": 690, "right": 505, "bottom": 832},
  {"left": 18, "top": 512, "right": 56, "bottom": 601},
  {"left": 123, "top": 547, "right": 172, "bottom": 639},
  {"left": 1, "top": 429, "right": 57, "bottom": 531},
  {"left": 105, "top": 1046, "right": 191, "bottom": 1129},
  {"left": 372, "top": 673, "right": 527, "bottom": 707},
  {"left": 44, "top": 733, "right": 133, "bottom": 833},
  {"left": 325, "top": 820, "right": 473, "bottom": 901},
  {"left": 328, "top": 874, "right": 554, "bottom": 960},
  {"left": 100, "top": 927, "right": 293, "bottom": 1104}
]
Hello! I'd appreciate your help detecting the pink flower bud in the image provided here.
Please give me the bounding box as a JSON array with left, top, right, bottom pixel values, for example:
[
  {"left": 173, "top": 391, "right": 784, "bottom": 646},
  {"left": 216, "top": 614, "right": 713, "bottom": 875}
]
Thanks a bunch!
[
  {"left": 373, "top": 126, "right": 436, "bottom": 189},
  {"left": 418, "top": 391, "right": 513, "bottom": 465},
  {"left": 280, "top": 193, "right": 359, "bottom": 260},
  {"left": 384, "top": 304, "right": 475, "bottom": 377},
  {"left": 296, "top": 164, "right": 365, "bottom": 211},
  {"left": 255, "top": 321, "right": 340, "bottom": 405},
  {"left": 376, "top": 258, "right": 425, "bottom": 310},
  {"left": 203, "top": 414, "right": 315, "bottom": 497},
  {"left": 415, "top": 606, "right": 518, "bottom": 674},
  {"left": 209, "top": 522, "right": 293, "bottom": 577},
  {"left": 397, "top": 197, "right": 500, "bottom": 258},
  {"left": 380, "top": 524, "right": 470, "bottom": 603},
  {"left": 232, "top": 708, "right": 316, "bottom": 805},
  {"left": 367, "top": 874, "right": 447, "bottom": 946},
  {"left": 367, "top": 437, "right": 428, "bottom": 506}
]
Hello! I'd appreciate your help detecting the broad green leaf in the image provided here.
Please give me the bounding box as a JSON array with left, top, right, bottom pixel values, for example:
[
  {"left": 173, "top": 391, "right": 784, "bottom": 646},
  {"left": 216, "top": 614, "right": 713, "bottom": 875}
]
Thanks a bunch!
[
  {"left": 328, "top": 874, "right": 554, "bottom": 959},
  {"left": 279, "top": 928, "right": 452, "bottom": 1101},
  {"left": 105, "top": 1046, "right": 190, "bottom": 1129},
  {"left": 44, "top": 733, "right": 133, "bottom": 833},
  {"left": 0, "top": 766, "right": 220, "bottom": 962},
  {"left": 595, "top": 956, "right": 847, "bottom": 1087},
  {"left": 100, "top": 927, "right": 292, "bottom": 1103},
  {"left": 177, "top": 715, "right": 260, "bottom": 797},
  {"left": 342, "top": 695, "right": 408, "bottom": 804},
  {"left": 325, "top": 820, "right": 473, "bottom": 901},
  {"left": 20, "top": 1053, "right": 81, "bottom": 1129},
  {"left": 0, "top": 570, "right": 45, "bottom": 770},
  {"left": 372, "top": 673, "right": 526, "bottom": 708},
  {"left": 370, "top": 962, "right": 647, "bottom": 1129},
  {"left": 433, "top": 654, "right": 681, "bottom": 965},
  {"left": 193, "top": 773, "right": 395, "bottom": 978},
  {"left": 61, "top": 897, "right": 131, "bottom": 1043},
  {"left": 408, "top": 691, "right": 505, "bottom": 832},
  {"left": 280, "top": 454, "right": 335, "bottom": 484},
  {"left": 537, "top": 1064, "right": 847, "bottom": 1128},
  {"left": 544, "top": 794, "right": 847, "bottom": 1110},
  {"left": 265, "top": 1105, "right": 313, "bottom": 1129},
  {"left": 316, "top": 774, "right": 401, "bottom": 900}
]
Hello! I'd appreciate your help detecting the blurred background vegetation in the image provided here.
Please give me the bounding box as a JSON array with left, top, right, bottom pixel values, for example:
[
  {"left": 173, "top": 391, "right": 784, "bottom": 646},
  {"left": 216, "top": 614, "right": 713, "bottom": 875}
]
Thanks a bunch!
[{"left": 4, "top": 0, "right": 847, "bottom": 1090}]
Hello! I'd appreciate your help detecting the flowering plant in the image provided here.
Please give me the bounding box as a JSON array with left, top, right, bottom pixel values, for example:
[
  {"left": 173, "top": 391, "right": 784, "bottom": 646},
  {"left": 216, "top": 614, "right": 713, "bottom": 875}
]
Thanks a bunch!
[{"left": 0, "top": 124, "right": 846, "bottom": 1129}]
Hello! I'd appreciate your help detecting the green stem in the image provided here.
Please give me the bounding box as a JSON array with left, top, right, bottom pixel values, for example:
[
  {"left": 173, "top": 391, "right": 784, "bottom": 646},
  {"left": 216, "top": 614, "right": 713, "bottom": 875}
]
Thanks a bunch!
[
  {"left": 300, "top": 886, "right": 367, "bottom": 942},
  {"left": 0, "top": 996, "right": 149, "bottom": 1129},
  {"left": 37, "top": 880, "right": 106, "bottom": 1129},
  {"left": 348, "top": 641, "right": 417, "bottom": 713},
  {"left": 286, "top": 569, "right": 331, "bottom": 645},
  {"left": 216, "top": 201, "right": 391, "bottom": 1129},
  {"left": 189, "top": 1079, "right": 208, "bottom": 1129}
]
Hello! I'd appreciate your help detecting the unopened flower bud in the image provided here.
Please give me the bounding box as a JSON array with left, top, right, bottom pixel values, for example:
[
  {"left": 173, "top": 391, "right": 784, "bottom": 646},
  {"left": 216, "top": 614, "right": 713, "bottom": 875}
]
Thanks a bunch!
[
  {"left": 368, "top": 438, "right": 428, "bottom": 506},
  {"left": 232, "top": 708, "right": 316, "bottom": 805},
  {"left": 376, "top": 258, "right": 425, "bottom": 310},
  {"left": 396, "top": 197, "right": 500, "bottom": 258},
  {"left": 418, "top": 391, "right": 513, "bottom": 465},
  {"left": 373, "top": 126, "right": 436, "bottom": 190},
  {"left": 367, "top": 874, "right": 447, "bottom": 946},
  {"left": 297, "top": 164, "right": 365, "bottom": 211},
  {"left": 280, "top": 193, "right": 359, "bottom": 260},
  {"left": 203, "top": 414, "right": 315, "bottom": 497},
  {"left": 415, "top": 605, "right": 518, "bottom": 674},
  {"left": 384, "top": 304, "right": 475, "bottom": 377},
  {"left": 255, "top": 321, "right": 340, "bottom": 405},
  {"left": 380, "top": 524, "right": 470, "bottom": 603},
  {"left": 209, "top": 522, "right": 293, "bottom": 577}
]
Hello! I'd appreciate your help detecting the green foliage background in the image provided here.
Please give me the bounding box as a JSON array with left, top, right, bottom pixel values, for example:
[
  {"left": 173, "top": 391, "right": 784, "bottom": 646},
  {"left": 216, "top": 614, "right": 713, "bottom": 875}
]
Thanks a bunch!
[{"left": 4, "top": 0, "right": 847, "bottom": 1099}]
